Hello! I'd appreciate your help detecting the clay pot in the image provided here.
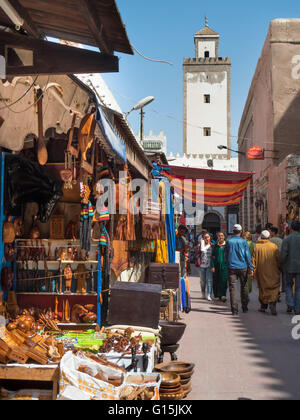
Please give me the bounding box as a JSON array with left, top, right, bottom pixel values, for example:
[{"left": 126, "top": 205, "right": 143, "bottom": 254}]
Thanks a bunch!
[
  {"left": 160, "top": 297, "right": 170, "bottom": 309},
  {"left": 159, "top": 321, "right": 186, "bottom": 346}
]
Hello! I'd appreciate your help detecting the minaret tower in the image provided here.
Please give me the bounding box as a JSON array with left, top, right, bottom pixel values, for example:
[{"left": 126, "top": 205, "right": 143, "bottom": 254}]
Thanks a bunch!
[{"left": 183, "top": 19, "right": 231, "bottom": 159}]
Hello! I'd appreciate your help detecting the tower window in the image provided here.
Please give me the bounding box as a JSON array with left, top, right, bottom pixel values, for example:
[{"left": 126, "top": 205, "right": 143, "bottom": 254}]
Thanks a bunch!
[
  {"left": 203, "top": 127, "right": 211, "bottom": 137},
  {"left": 204, "top": 94, "right": 210, "bottom": 104},
  {"left": 204, "top": 51, "right": 210, "bottom": 58}
]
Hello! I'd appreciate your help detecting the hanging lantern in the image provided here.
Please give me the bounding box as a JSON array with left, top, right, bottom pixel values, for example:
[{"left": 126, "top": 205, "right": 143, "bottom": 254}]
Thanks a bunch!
[{"left": 248, "top": 146, "right": 265, "bottom": 160}]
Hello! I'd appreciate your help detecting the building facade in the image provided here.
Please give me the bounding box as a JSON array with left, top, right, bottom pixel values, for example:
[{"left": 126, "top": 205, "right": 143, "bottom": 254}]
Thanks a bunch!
[
  {"left": 142, "top": 130, "right": 167, "bottom": 155},
  {"left": 183, "top": 23, "right": 231, "bottom": 158},
  {"left": 169, "top": 22, "right": 237, "bottom": 235},
  {"left": 238, "top": 19, "right": 300, "bottom": 234}
]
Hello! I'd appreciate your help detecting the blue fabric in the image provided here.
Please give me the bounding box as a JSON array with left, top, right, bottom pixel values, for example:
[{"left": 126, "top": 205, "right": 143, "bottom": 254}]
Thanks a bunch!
[
  {"left": 96, "top": 106, "right": 127, "bottom": 162},
  {"left": 165, "top": 182, "right": 176, "bottom": 263},
  {"left": 181, "top": 277, "right": 187, "bottom": 310},
  {"left": 225, "top": 236, "right": 253, "bottom": 271}
]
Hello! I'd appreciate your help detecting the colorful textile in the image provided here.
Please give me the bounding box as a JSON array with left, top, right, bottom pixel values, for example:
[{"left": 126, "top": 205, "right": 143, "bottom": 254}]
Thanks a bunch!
[
  {"left": 80, "top": 201, "right": 94, "bottom": 252},
  {"left": 211, "top": 244, "right": 228, "bottom": 298},
  {"left": 155, "top": 239, "right": 169, "bottom": 263},
  {"left": 159, "top": 165, "right": 252, "bottom": 206},
  {"left": 99, "top": 226, "right": 110, "bottom": 247},
  {"left": 181, "top": 277, "right": 191, "bottom": 313}
]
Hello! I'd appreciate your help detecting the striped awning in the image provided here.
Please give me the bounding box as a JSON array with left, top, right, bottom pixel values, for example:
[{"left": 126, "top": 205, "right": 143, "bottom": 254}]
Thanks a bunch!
[{"left": 159, "top": 165, "right": 252, "bottom": 206}]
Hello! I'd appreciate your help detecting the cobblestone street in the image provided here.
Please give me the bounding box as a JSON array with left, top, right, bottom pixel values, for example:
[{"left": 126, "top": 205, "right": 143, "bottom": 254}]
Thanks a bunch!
[{"left": 177, "top": 268, "right": 300, "bottom": 400}]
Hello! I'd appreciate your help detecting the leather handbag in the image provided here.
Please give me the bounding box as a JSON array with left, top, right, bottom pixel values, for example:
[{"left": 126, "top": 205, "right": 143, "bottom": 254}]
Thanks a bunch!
[
  {"left": 145, "top": 263, "right": 180, "bottom": 290},
  {"left": 3, "top": 216, "right": 15, "bottom": 243},
  {"left": 195, "top": 244, "right": 201, "bottom": 267}
]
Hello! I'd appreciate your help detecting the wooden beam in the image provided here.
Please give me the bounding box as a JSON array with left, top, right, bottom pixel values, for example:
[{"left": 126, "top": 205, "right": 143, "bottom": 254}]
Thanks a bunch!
[
  {"left": 7, "top": 0, "right": 42, "bottom": 38},
  {"left": 0, "top": 30, "right": 119, "bottom": 76},
  {"left": 77, "top": 0, "right": 113, "bottom": 55}
]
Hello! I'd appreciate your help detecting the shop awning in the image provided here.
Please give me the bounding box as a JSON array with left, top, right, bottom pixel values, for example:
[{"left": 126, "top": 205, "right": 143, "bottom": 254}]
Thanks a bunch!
[
  {"left": 159, "top": 164, "right": 253, "bottom": 206},
  {"left": 0, "top": 0, "right": 133, "bottom": 55},
  {"left": 97, "top": 106, "right": 126, "bottom": 162}
]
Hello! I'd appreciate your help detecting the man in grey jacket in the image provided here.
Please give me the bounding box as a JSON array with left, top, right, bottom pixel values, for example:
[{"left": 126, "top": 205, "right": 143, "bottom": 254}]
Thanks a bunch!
[{"left": 281, "top": 221, "right": 300, "bottom": 314}]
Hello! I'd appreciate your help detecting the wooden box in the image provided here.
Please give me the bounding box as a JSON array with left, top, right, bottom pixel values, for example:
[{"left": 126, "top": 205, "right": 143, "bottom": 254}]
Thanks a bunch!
[
  {"left": 50, "top": 215, "right": 65, "bottom": 239},
  {"left": 145, "top": 263, "right": 179, "bottom": 290},
  {"left": 108, "top": 282, "right": 162, "bottom": 329}
]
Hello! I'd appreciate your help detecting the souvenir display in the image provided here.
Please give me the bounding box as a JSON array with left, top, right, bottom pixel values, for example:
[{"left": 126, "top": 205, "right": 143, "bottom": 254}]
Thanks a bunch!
[
  {"left": 2, "top": 216, "right": 15, "bottom": 243},
  {"left": 74, "top": 264, "right": 87, "bottom": 294},
  {"left": 13, "top": 218, "right": 24, "bottom": 238},
  {"left": 29, "top": 216, "right": 40, "bottom": 240},
  {"left": 65, "top": 219, "right": 78, "bottom": 240},
  {"left": 0, "top": 90, "right": 182, "bottom": 402},
  {"left": 64, "top": 264, "right": 73, "bottom": 294},
  {"left": 50, "top": 215, "right": 65, "bottom": 239},
  {"left": 1, "top": 267, "right": 14, "bottom": 291},
  {"left": 4, "top": 243, "right": 15, "bottom": 262}
]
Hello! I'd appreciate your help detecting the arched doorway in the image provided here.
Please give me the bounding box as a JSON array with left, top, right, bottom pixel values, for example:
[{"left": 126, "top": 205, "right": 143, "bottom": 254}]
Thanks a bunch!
[{"left": 202, "top": 213, "right": 221, "bottom": 235}]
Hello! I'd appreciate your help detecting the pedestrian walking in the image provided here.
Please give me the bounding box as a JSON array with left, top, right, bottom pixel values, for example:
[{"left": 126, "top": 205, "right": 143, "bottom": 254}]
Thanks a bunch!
[
  {"left": 252, "top": 230, "right": 281, "bottom": 316},
  {"left": 270, "top": 226, "right": 285, "bottom": 297},
  {"left": 225, "top": 224, "right": 253, "bottom": 315},
  {"left": 211, "top": 232, "right": 228, "bottom": 303},
  {"left": 176, "top": 225, "right": 190, "bottom": 278},
  {"left": 196, "top": 233, "right": 214, "bottom": 301},
  {"left": 269, "top": 227, "right": 283, "bottom": 251},
  {"left": 281, "top": 221, "right": 300, "bottom": 314},
  {"left": 243, "top": 231, "right": 255, "bottom": 295}
]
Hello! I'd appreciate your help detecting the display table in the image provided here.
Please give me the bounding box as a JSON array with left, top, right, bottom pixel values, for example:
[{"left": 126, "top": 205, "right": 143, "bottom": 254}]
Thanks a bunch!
[
  {"left": 99, "top": 345, "right": 156, "bottom": 373},
  {"left": 0, "top": 364, "right": 60, "bottom": 400}
]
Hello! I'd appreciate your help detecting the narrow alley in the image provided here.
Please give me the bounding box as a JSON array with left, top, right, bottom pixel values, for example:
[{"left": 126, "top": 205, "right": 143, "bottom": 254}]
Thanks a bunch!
[{"left": 177, "top": 269, "right": 300, "bottom": 400}]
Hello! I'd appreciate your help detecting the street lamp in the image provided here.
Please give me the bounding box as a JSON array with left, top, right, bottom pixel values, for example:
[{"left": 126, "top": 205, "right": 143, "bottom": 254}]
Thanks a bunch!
[
  {"left": 217, "top": 145, "right": 246, "bottom": 156},
  {"left": 126, "top": 96, "right": 155, "bottom": 144}
]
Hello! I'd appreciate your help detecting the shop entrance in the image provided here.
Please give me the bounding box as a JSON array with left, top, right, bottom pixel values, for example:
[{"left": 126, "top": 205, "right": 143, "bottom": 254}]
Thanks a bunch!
[{"left": 202, "top": 213, "right": 221, "bottom": 236}]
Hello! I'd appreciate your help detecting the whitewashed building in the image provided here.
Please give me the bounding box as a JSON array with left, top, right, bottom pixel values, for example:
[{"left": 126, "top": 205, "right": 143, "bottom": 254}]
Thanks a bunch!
[{"left": 170, "top": 22, "right": 239, "bottom": 234}]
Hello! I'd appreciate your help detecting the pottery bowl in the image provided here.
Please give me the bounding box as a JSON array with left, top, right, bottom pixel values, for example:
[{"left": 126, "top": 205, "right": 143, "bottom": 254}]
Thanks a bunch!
[
  {"left": 155, "top": 361, "right": 195, "bottom": 374},
  {"left": 160, "top": 372, "right": 181, "bottom": 387},
  {"left": 179, "top": 370, "right": 194, "bottom": 380},
  {"left": 159, "top": 322, "right": 187, "bottom": 346}
]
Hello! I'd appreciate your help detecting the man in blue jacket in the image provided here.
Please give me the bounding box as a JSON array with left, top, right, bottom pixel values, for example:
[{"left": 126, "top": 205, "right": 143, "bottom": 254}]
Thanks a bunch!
[{"left": 225, "top": 224, "right": 254, "bottom": 315}]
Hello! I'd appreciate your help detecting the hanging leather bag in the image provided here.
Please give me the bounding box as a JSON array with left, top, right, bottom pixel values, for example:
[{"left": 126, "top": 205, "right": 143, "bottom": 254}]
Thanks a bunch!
[{"left": 3, "top": 216, "right": 15, "bottom": 243}]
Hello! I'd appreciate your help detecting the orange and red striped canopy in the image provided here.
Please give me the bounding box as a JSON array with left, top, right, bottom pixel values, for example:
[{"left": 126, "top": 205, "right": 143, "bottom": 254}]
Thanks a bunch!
[{"left": 160, "top": 165, "right": 252, "bottom": 206}]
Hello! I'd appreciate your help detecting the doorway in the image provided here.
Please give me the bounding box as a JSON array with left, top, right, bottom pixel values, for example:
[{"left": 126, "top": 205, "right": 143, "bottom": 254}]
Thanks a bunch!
[{"left": 202, "top": 213, "right": 221, "bottom": 236}]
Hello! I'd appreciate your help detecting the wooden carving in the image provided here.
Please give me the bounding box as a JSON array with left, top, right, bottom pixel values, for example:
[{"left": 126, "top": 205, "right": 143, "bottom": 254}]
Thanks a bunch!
[
  {"left": 75, "top": 264, "right": 87, "bottom": 294},
  {"left": 36, "top": 89, "right": 48, "bottom": 166},
  {"left": 3, "top": 216, "right": 15, "bottom": 243}
]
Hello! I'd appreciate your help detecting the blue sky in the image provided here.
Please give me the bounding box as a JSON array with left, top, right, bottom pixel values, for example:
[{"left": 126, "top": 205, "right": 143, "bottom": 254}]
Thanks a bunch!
[{"left": 101, "top": 0, "right": 300, "bottom": 155}]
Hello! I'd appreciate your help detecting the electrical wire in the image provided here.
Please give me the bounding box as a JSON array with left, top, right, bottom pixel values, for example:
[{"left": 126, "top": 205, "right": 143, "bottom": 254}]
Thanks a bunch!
[
  {"left": 0, "top": 75, "right": 51, "bottom": 114},
  {"left": 108, "top": 83, "right": 300, "bottom": 148},
  {"left": 0, "top": 75, "right": 39, "bottom": 111},
  {"left": 131, "top": 43, "right": 174, "bottom": 66}
]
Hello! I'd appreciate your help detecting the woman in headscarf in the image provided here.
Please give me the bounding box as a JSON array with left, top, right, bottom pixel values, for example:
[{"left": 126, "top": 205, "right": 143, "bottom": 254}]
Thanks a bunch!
[{"left": 211, "top": 232, "right": 228, "bottom": 302}]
